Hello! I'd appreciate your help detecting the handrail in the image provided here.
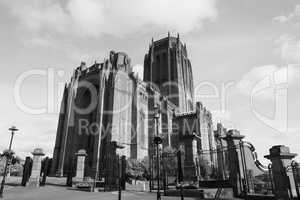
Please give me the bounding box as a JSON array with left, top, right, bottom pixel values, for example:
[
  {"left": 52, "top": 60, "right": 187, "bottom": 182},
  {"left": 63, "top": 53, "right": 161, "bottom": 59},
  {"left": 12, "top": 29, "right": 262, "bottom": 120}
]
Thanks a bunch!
[{"left": 243, "top": 141, "right": 269, "bottom": 172}]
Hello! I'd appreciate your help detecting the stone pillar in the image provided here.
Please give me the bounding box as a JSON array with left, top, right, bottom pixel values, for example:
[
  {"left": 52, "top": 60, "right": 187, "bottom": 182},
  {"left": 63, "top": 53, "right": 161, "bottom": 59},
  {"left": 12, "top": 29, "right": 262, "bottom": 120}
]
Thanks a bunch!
[
  {"left": 182, "top": 135, "right": 200, "bottom": 184},
  {"left": 40, "top": 157, "right": 49, "bottom": 186},
  {"left": 221, "top": 130, "right": 245, "bottom": 197},
  {"left": 121, "top": 155, "right": 126, "bottom": 190},
  {"left": 105, "top": 142, "right": 119, "bottom": 191},
  {"left": 21, "top": 157, "right": 32, "bottom": 186},
  {"left": 264, "top": 145, "right": 298, "bottom": 200},
  {"left": 177, "top": 148, "right": 184, "bottom": 183},
  {"left": 74, "top": 149, "right": 87, "bottom": 181},
  {"left": 28, "top": 148, "right": 45, "bottom": 187}
]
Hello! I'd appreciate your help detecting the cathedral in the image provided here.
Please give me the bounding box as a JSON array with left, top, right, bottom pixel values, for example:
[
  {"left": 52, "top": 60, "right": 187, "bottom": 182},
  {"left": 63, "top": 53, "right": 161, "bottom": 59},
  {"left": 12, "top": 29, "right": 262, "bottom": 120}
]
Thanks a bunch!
[{"left": 51, "top": 34, "right": 217, "bottom": 180}]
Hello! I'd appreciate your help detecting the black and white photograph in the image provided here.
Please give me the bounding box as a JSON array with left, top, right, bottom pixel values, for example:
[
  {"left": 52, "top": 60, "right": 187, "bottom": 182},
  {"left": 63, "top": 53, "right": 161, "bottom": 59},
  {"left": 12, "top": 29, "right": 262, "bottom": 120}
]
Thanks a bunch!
[{"left": 0, "top": 0, "right": 299, "bottom": 199}]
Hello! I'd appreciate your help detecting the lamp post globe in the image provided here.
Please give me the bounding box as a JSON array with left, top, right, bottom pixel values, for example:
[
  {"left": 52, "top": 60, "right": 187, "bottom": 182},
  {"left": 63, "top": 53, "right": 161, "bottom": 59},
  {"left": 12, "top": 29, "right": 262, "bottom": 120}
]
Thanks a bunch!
[{"left": 8, "top": 126, "right": 18, "bottom": 132}]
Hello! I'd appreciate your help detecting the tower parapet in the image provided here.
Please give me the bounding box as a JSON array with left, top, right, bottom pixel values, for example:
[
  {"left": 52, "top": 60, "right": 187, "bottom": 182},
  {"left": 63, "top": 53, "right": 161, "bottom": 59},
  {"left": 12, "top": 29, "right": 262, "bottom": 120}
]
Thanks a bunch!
[{"left": 144, "top": 33, "right": 194, "bottom": 112}]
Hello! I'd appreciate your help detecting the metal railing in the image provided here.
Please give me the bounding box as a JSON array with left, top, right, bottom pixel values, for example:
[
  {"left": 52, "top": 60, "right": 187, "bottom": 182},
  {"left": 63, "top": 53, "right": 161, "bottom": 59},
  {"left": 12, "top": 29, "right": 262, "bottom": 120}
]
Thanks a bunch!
[{"left": 291, "top": 161, "right": 300, "bottom": 199}]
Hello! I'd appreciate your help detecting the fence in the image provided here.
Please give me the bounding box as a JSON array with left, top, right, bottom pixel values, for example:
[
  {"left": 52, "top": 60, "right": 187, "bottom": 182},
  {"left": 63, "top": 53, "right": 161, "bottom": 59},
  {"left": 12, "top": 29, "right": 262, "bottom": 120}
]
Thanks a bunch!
[
  {"left": 149, "top": 155, "right": 164, "bottom": 191},
  {"left": 149, "top": 148, "right": 232, "bottom": 191},
  {"left": 198, "top": 148, "right": 230, "bottom": 181},
  {"left": 197, "top": 143, "right": 275, "bottom": 197},
  {"left": 149, "top": 143, "right": 300, "bottom": 200},
  {"left": 240, "top": 142, "right": 275, "bottom": 197},
  {"left": 291, "top": 161, "right": 300, "bottom": 199}
]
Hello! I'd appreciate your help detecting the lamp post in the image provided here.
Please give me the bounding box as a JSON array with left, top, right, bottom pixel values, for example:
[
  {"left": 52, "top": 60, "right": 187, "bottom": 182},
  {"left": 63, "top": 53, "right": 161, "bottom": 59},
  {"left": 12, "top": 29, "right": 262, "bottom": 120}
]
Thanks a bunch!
[
  {"left": 177, "top": 149, "right": 184, "bottom": 200},
  {"left": 0, "top": 126, "right": 18, "bottom": 198},
  {"left": 153, "top": 105, "right": 162, "bottom": 200},
  {"left": 114, "top": 143, "right": 125, "bottom": 200}
]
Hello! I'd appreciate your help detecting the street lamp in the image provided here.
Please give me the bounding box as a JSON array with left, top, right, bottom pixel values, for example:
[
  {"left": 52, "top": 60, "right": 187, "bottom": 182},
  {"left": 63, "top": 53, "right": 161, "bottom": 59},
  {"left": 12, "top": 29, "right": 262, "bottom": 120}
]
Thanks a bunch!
[
  {"left": 0, "top": 126, "right": 18, "bottom": 198},
  {"left": 153, "top": 104, "right": 162, "bottom": 200},
  {"left": 114, "top": 142, "right": 125, "bottom": 200},
  {"left": 177, "top": 149, "right": 184, "bottom": 200}
]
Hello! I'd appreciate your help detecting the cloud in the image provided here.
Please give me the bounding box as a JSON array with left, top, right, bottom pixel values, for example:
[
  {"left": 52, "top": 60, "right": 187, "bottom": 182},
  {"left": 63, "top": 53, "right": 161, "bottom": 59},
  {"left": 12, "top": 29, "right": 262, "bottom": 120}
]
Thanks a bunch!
[
  {"left": 132, "top": 64, "right": 144, "bottom": 79},
  {"left": 23, "top": 34, "right": 58, "bottom": 48},
  {"left": 273, "top": 16, "right": 290, "bottom": 23},
  {"left": 2, "top": 0, "right": 218, "bottom": 38},
  {"left": 236, "top": 65, "right": 279, "bottom": 97},
  {"left": 275, "top": 34, "right": 300, "bottom": 64},
  {"left": 233, "top": 65, "right": 300, "bottom": 133},
  {"left": 4, "top": 0, "right": 69, "bottom": 34},
  {"left": 273, "top": 4, "right": 300, "bottom": 23},
  {"left": 236, "top": 64, "right": 299, "bottom": 99},
  {"left": 211, "top": 110, "right": 232, "bottom": 123}
]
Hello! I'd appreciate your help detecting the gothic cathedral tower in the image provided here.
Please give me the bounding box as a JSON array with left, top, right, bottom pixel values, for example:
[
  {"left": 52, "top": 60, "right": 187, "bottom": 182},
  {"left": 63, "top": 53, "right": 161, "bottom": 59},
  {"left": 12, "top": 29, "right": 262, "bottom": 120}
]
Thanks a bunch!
[{"left": 144, "top": 33, "right": 194, "bottom": 112}]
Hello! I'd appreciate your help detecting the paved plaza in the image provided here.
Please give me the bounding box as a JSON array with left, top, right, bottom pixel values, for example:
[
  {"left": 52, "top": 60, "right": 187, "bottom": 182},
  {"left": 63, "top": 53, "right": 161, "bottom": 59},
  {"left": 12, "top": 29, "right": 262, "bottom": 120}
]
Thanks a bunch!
[
  {"left": 0, "top": 176, "right": 202, "bottom": 200},
  {"left": 2, "top": 185, "right": 202, "bottom": 200}
]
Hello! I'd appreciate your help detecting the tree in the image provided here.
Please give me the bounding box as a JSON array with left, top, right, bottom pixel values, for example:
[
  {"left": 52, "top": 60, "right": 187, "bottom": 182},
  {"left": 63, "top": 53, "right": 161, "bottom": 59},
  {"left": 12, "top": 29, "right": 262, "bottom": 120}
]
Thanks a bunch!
[
  {"left": 126, "top": 157, "right": 150, "bottom": 181},
  {"left": 162, "top": 147, "right": 177, "bottom": 177},
  {"left": 0, "top": 150, "right": 23, "bottom": 176},
  {"left": 11, "top": 156, "right": 21, "bottom": 165},
  {"left": 2, "top": 149, "right": 15, "bottom": 158},
  {"left": 1, "top": 150, "right": 21, "bottom": 165}
]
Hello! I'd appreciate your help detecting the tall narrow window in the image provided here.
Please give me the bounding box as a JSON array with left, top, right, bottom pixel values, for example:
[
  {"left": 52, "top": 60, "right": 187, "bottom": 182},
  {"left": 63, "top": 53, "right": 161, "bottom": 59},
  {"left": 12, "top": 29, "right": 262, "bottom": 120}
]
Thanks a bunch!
[
  {"left": 155, "top": 55, "right": 160, "bottom": 84},
  {"left": 139, "top": 110, "right": 145, "bottom": 148},
  {"left": 162, "top": 52, "right": 168, "bottom": 81}
]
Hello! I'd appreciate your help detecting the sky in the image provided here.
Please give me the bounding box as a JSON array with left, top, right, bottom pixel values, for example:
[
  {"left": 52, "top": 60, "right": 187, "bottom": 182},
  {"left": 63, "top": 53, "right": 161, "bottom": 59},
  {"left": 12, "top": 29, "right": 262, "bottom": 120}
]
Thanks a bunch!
[{"left": 0, "top": 0, "right": 299, "bottom": 164}]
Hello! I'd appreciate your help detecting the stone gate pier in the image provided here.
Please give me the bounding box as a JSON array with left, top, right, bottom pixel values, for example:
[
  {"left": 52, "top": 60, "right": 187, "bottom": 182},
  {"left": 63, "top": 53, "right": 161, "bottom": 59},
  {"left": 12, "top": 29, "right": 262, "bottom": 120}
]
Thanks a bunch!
[
  {"left": 28, "top": 148, "right": 45, "bottom": 187},
  {"left": 74, "top": 149, "right": 87, "bottom": 182},
  {"left": 265, "top": 145, "right": 298, "bottom": 200}
]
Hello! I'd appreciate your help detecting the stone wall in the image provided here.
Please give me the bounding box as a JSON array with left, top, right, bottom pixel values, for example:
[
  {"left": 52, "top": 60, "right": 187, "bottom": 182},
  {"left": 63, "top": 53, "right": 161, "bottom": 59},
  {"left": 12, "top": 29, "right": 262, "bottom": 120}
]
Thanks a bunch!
[
  {"left": 135, "top": 82, "right": 149, "bottom": 159},
  {"left": 51, "top": 51, "right": 142, "bottom": 178},
  {"left": 111, "top": 70, "right": 133, "bottom": 158}
]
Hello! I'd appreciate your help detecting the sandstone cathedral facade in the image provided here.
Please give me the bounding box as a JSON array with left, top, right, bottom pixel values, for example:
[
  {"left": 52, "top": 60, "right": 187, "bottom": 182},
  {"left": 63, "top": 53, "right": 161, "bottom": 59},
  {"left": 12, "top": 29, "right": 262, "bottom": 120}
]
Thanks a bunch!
[{"left": 51, "top": 34, "right": 218, "bottom": 180}]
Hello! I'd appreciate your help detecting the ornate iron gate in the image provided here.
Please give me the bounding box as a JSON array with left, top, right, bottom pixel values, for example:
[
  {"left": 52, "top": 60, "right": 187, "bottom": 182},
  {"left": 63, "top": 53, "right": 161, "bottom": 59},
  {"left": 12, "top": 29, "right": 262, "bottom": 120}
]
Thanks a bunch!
[
  {"left": 149, "top": 154, "right": 164, "bottom": 191},
  {"left": 240, "top": 142, "right": 275, "bottom": 197}
]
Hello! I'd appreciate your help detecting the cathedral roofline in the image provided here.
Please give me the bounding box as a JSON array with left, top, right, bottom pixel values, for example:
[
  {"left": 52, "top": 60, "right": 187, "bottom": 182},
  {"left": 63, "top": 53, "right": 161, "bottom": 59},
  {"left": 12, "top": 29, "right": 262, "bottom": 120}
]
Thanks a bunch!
[
  {"left": 147, "top": 33, "right": 188, "bottom": 58},
  {"left": 153, "top": 36, "right": 177, "bottom": 44},
  {"left": 149, "top": 33, "right": 185, "bottom": 47}
]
